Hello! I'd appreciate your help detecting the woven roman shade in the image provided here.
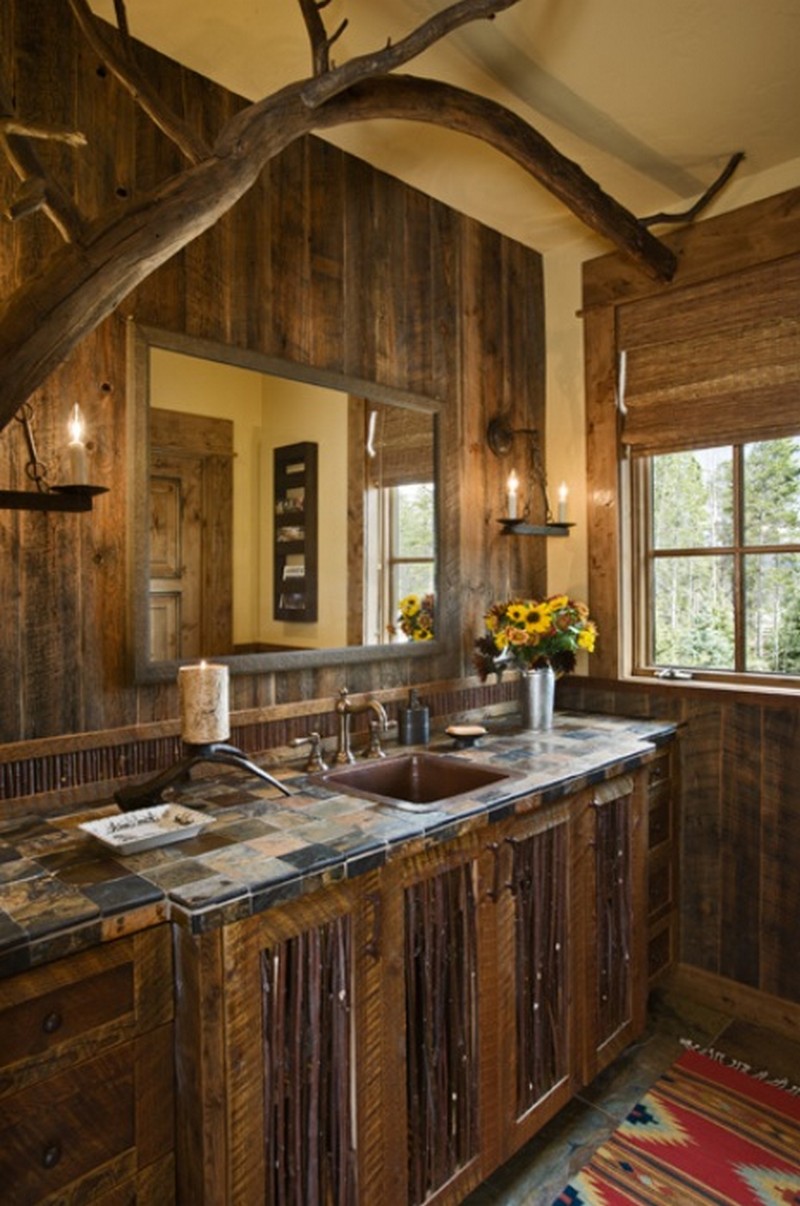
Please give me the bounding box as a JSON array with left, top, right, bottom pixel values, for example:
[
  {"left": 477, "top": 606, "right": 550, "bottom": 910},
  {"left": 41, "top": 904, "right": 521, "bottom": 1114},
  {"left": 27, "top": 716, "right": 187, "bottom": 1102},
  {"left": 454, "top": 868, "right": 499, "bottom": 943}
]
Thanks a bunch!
[
  {"left": 617, "top": 252, "right": 800, "bottom": 453},
  {"left": 369, "top": 403, "right": 434, "bottom": 486}
]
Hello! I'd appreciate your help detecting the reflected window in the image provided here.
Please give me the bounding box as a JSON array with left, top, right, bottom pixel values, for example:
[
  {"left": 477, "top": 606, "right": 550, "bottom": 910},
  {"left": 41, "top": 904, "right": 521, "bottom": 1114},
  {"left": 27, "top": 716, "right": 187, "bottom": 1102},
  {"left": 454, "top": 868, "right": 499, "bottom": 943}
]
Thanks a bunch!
[
  {"left": 363, "top": 404, "right": 436, "bottom": 645},
  {"left": 387, "top": 483, "right": 435, "bottom": 642}
]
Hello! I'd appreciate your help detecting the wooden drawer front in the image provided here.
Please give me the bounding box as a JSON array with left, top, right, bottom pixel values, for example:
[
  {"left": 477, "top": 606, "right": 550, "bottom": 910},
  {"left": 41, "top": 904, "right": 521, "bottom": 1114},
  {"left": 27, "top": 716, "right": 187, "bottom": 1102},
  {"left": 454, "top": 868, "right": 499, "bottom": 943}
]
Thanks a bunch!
[
  {"left": 1, "top": 963, "right": 133, "bottom": 1070},
  {"left": 0, "top": 1044, "right": 134, "bottom": 1201}
]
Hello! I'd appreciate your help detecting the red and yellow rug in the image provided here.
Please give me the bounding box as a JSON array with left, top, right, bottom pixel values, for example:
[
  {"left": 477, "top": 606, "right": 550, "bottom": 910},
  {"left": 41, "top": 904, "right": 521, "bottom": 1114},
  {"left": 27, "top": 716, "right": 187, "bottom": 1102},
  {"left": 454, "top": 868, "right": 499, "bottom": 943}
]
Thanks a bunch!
[{"left": 552, "top": 1047, "right": 800, "bottom": 1204}]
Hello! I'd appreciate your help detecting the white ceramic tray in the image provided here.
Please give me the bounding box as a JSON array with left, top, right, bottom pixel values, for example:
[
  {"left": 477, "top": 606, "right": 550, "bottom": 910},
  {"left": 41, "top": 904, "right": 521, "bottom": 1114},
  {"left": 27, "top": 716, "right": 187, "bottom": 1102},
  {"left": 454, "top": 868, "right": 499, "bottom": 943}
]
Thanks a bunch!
[{"left": 79, "top": 803, "right": 212, "bottom": 854}]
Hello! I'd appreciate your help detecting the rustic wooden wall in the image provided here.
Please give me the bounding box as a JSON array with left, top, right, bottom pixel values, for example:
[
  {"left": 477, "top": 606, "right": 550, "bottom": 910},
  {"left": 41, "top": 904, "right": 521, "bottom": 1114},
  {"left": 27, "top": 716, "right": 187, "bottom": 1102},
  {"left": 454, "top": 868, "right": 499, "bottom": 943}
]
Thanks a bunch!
[
  {"left": 561, "top": 677, "right": 800, "bottom": 1006},
  {"left": 579, "top": 187, "right": 800, "bottom": 1006},
  {"left": 0, "top": 0, "right": 545, "bottom": 748}
]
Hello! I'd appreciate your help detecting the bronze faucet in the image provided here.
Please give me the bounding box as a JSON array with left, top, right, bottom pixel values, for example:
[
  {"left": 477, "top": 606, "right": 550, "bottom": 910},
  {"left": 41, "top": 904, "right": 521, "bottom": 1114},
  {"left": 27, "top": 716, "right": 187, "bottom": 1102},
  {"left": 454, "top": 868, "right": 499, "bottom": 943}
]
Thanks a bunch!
[{"left": 335, "top": 687, "right": 389, "bottom": 763}]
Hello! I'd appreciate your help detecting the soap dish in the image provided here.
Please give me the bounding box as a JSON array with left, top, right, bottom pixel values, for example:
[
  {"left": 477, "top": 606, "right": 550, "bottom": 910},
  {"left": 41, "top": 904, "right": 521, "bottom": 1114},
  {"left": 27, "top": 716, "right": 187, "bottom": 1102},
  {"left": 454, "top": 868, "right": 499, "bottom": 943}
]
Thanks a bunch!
[{"left": 445, "top": 724, "right": 488, "bottom": 749}]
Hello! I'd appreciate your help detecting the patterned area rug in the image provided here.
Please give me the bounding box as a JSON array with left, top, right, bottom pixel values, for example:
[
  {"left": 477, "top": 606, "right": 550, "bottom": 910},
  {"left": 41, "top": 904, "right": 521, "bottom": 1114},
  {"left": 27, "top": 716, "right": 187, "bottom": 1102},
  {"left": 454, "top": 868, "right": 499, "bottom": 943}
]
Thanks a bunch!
[{"left": 552, "top": 1048, "right": 800, "bottom": 1204}]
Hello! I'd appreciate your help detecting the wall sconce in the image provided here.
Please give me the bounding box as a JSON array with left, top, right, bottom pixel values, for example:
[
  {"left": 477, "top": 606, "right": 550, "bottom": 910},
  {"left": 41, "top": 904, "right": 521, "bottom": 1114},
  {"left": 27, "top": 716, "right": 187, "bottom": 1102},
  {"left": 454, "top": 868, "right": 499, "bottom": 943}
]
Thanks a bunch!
[
  {"left": 486, "top": 414, "right": 572, "bottom": 537},
  {"left": 0, "top": 402, "right": 108, "bottom": 512}
]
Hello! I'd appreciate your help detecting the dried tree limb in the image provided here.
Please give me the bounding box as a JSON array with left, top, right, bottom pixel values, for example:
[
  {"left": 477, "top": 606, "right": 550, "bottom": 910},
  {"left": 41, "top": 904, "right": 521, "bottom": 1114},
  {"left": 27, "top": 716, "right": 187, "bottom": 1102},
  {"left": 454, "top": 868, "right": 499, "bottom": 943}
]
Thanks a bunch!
[
  {"left": 298, "top": 0, "right": 348, "bottom": 75},
  {"left": 0, "top": 76, "right": 86, "bottom": 243},
  {"left": 641, "top": 152, "right": 745, "bottom": 227},
  {"left": 0, "top": 118, "right": 87, "bottom": 147},
  {"left": 311, "top": 76, "right": 678, "bottom": 282},
  {"left": 67, "top": 0, "right": 210, "bottom": 165},
  {"left": 4, "top": 176, "right": 47, "bottom": 221},
  {"left": 112, "top": 0, "right": 132, "bottom": 52},
  {"left": 300, "top": 0, "right": 519, "bottom": 107},
  {"left": 0, "top": 0, "right": 682, "bottom": 431}
]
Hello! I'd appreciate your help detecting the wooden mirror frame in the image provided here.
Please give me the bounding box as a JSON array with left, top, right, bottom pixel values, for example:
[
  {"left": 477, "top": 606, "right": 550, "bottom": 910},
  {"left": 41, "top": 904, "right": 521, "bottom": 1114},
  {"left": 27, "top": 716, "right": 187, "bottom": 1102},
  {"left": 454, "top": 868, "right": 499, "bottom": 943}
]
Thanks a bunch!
[{"left": 127, "top": 323, "right": 448, "bottom": 682}]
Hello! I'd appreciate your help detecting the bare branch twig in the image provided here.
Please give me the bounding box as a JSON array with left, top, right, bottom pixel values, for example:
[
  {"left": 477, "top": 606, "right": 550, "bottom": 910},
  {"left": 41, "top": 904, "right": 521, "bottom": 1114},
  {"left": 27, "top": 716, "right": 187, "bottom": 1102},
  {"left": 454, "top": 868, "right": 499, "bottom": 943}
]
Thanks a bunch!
[
  {"left": 0, "top": 74, "right": 86, "bottom": 242},
  {"left": 641, "top": 152, "right": 745, "bottom": 227},
  {"left": 68, "top": 0, "right": 210, "bottom": 164},
  {"left": 298, "top": 0, "right": 349, "bottom": 76},
  {"left": 300, "top": 0, "right": 520, "bottom": 107},
  {"left": 0, "top": 117, "right": 87, "bottom": 147}
]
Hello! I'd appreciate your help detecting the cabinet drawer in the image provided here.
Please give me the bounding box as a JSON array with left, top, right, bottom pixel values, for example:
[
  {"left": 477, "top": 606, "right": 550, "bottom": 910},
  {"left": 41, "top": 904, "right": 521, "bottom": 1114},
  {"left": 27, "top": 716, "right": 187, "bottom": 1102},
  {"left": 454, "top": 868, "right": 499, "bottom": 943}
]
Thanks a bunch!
[
  {"left": 0, "top": 928, "right": 173, "bottom": 1093},
  {"left": 2, "top": 962, "right": 133, "bottom": 1069},
  {"left": 0, "top": 1043, "right": 134, "bottom": 1201}
]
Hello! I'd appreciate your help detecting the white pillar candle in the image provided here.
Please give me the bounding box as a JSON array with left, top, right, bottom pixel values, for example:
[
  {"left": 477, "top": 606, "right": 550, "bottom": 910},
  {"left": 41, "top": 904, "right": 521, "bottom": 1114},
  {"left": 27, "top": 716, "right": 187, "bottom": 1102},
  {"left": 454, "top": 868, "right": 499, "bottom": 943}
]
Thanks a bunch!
[
  {"left": 67, "top": 403, "right": 88, "bottom": 485},
  {"left": 179, "top": 660, "right": 230, "bottom": 745},
  {"left": 557, "top": 481, "right": 569, "bottom": 524},
  {"left": 506, "top": 469, "right": 519, "bottom": 519}
]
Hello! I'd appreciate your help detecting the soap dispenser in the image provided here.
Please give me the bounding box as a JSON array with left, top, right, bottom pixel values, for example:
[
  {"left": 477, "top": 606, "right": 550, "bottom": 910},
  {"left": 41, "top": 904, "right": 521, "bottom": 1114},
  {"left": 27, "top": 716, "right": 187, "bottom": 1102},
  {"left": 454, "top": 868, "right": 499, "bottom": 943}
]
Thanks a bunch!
[{"left": 399, "top": 688, "right": 430, "bottom": 745}]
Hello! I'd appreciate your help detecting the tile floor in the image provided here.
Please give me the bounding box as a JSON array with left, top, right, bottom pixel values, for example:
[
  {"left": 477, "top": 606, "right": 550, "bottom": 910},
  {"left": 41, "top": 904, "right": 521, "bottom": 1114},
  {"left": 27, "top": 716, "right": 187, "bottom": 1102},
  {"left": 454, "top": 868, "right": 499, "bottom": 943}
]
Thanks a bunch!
[{"left": 464, "top": 980, "right": 800, "bottom": 1205}]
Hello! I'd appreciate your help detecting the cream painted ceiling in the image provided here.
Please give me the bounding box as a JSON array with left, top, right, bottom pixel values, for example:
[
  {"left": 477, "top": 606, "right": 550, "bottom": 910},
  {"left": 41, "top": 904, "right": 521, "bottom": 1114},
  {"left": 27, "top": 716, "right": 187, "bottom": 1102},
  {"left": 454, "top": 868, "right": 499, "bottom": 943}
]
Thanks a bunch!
[{"left": 87, "top": 0, "right": 800, "bottom": 254}]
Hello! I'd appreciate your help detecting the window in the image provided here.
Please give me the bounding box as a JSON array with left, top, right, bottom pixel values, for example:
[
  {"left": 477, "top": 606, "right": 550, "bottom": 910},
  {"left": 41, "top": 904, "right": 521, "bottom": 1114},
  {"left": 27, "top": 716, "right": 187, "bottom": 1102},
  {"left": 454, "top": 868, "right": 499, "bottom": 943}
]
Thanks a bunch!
[{"left": 633, "top": 437, "right": 800, "bottom": 681}]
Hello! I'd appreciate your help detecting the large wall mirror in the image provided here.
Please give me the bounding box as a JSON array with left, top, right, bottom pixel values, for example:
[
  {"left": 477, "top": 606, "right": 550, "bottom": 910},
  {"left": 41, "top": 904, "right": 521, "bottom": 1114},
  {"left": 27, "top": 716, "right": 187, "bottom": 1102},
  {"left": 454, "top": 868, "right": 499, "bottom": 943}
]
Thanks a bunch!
[{"left": 129, "top": 326, "right": 440, "bottom": 681}]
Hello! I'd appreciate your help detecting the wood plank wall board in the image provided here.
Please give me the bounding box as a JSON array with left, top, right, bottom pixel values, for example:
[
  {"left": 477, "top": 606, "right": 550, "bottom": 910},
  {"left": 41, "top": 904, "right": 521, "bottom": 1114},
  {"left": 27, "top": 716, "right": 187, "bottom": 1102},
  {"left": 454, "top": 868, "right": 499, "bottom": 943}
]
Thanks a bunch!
[
  {"left": 403, "top": 186, "right": 433, "bottom": 399},
  {"left": 0, "top": 0, "right": 545, "bottom": 749},
  {"left": 308, "top": 136, "right": 346, "bottom": 372},
  {"left": 342, "top": 154, "right": 378, "bottom": 382},
  {"left": 718, "top": 702, "right": 762, "bottom": 989},
  {"left": 429, "top": 201, "right": 461, "bottom": 405},
  {"left": 760, "top": 705, "right": 800, "bottom": 1003}
]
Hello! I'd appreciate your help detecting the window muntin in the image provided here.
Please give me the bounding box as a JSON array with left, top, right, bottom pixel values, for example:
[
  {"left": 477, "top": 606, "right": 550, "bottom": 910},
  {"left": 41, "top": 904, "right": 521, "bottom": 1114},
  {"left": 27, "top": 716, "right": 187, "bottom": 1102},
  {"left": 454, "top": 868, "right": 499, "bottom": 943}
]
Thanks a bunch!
[{"left": 636, "top": 437, "right": 800, "bottom": 680}]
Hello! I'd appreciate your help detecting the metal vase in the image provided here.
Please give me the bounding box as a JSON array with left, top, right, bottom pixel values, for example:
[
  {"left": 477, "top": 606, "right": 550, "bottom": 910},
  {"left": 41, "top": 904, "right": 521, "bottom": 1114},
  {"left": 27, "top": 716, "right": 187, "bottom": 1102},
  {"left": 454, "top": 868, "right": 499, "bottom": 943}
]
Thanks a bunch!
[{"left": 519, "top": 665, "right": 555, "bottom": 731}]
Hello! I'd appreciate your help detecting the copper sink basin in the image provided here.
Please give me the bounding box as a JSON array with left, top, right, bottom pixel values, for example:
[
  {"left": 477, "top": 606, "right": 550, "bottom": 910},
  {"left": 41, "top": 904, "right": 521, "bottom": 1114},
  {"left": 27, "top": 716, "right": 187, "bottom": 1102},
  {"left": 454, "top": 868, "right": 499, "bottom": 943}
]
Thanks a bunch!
[{"left": 313, "top": 750, "right": 514, "bottom": 812}]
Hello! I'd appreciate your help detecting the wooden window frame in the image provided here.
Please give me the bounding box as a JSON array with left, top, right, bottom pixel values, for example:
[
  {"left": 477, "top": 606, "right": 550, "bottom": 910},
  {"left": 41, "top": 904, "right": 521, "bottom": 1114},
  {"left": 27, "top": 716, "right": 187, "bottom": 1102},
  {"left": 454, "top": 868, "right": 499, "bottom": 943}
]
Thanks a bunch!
[
  {"left": 631, "top": 444, "right": 800, "bottom": 686},
  {"left": 583, "top": 185, "right": 800, "bottom": 685}
]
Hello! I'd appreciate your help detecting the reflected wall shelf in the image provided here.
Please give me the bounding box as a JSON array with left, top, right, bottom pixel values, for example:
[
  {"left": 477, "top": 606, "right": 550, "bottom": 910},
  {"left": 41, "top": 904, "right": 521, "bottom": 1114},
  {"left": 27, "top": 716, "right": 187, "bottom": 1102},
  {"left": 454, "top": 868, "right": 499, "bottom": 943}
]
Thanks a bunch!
[{"left": 273, "top": 441, "right": 318, "bottom": 622}]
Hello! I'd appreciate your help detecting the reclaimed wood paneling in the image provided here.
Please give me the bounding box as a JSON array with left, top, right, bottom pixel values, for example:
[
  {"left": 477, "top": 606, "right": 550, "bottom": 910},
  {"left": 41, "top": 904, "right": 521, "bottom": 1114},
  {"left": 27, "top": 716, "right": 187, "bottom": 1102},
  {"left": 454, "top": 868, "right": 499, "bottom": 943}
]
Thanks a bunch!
[
  {"left": 0, "top": 0, "right": 546, "bottom": 748},
  {"left": 580, "top": 185, "right": 800, "bottom": 1007},
  {"left": 560, "top": 677, "right": 800, "bottom": 1007}
]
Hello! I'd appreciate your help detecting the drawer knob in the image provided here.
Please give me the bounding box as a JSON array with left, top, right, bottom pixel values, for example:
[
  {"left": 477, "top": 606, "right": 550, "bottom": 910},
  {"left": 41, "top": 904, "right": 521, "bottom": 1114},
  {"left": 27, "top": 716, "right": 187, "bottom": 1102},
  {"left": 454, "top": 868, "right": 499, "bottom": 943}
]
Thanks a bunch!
[
  {"left": 42, "top": 1011, "right": 63, "bottom": 1035},
  {"left": 42, "top": 1142, "right": 62, "bottom": 1170}
]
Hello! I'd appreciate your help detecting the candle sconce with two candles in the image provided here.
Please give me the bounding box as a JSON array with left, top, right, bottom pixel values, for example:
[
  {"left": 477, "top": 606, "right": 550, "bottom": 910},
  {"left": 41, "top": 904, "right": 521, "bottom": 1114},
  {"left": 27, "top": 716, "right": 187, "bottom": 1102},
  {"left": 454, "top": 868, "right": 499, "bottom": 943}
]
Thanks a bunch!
[{"left": 486, "top": 413, "right": 573, "bottom": 537}]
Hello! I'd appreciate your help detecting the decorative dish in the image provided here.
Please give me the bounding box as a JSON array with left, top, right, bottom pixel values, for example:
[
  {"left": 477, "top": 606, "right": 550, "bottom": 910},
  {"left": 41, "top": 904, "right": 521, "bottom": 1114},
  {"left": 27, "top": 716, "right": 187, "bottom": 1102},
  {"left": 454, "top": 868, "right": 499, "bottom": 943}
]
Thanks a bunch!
[{"left": 79, "top": 803, "right": 212, "bottom": 853}]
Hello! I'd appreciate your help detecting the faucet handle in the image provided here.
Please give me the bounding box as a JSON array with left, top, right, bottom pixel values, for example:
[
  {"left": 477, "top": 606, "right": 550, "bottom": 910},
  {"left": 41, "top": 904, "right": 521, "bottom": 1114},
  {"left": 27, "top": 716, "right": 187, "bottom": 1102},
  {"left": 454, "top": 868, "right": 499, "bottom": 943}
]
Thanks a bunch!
[
  {"left": 290, "top": 731, "right": 329, "bottom": 773},
  {"left": 362, "top": 719, "right": 387, "bottom": 760}
]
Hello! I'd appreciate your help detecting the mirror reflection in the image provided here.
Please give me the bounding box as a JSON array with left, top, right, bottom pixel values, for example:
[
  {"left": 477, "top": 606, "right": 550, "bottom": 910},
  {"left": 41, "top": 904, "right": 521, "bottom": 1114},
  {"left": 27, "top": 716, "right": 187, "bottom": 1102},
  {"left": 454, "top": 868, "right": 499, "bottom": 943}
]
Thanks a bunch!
[{"left": 140, "top": 333, "right": 437, "bottom": 670}]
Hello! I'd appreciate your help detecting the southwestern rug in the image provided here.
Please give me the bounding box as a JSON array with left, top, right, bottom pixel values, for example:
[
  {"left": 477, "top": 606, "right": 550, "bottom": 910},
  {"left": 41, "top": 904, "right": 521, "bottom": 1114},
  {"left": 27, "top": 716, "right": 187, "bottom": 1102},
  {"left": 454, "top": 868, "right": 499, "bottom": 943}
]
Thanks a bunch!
[{"left": 551, "top": 1047, "right": 800, "bottom": 1205}]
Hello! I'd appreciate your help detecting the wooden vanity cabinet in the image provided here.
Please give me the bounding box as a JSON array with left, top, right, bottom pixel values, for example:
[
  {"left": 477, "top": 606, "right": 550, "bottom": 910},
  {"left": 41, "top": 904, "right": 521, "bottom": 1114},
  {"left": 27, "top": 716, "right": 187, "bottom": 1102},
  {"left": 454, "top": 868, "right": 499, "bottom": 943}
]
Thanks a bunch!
[
  {"left": 0, "top": 927, "right": 175, "bottom": 1204},
  {"left": 174, "top": 764, "right": 656, "bottom": 1205},
  {"left": 174, "top": 874, "right": 384, "bottom": 1206}
]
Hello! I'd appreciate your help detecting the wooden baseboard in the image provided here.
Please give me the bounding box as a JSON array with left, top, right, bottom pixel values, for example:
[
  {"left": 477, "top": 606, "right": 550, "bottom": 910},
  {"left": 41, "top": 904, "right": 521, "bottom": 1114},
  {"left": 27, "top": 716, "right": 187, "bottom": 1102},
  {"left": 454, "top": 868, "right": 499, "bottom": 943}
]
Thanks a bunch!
[{"left": 666, "top": 962, "right": 800, "bottom": 1044}]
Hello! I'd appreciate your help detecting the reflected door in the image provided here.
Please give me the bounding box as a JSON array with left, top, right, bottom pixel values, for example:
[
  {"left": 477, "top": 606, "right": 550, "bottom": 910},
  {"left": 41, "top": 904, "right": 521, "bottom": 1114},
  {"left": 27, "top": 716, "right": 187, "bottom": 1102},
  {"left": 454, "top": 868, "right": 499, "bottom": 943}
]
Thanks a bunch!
[{"left": 149, "top": 409, "right": 234, "bottom": 661}]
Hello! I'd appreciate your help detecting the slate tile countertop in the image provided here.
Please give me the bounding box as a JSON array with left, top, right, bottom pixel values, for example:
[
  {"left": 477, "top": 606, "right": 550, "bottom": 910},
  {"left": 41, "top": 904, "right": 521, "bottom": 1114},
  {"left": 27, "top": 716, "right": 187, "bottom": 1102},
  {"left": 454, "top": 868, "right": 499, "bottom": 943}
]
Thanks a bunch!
[{"left": 0, "top": 712, "right": 676, "bottom": 978}]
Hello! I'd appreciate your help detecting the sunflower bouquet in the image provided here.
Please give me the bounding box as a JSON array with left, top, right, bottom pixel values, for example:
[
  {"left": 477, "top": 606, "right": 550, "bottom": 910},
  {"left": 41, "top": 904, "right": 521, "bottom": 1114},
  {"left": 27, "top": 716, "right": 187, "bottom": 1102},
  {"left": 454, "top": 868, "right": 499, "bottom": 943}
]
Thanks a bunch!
[
  {"left": 474, "top": 595, "right": 597, "bottom": 678},
  {"left": 389, "top": 592, "right": 435, "bottom": 641}
]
